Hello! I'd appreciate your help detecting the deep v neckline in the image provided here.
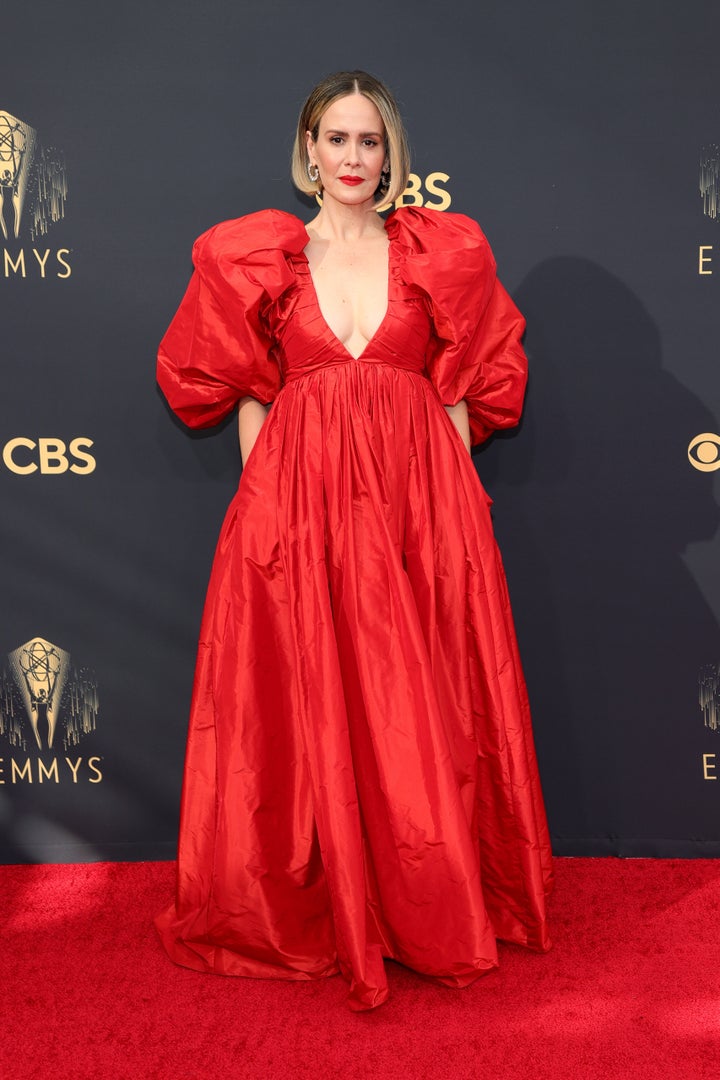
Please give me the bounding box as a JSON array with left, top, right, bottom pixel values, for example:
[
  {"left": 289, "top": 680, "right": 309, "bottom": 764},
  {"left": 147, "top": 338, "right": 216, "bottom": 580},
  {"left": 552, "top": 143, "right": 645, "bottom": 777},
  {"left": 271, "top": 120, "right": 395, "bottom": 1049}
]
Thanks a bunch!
[{"left": 299, "top": 225, "right": 392, "bottom": 362}]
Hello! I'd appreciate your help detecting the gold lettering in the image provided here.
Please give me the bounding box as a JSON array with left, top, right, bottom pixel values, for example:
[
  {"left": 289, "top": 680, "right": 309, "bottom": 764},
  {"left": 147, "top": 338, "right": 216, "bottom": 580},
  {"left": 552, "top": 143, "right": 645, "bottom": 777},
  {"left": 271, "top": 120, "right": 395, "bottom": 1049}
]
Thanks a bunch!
[
  {"left": 69, "top": 437, "right": 96, "bottom": 475},
  {"left": 38, "top": 438, "right": 69, "bottom": 474},
  {"left": 396, "top": 173, "right": 424, "bottom": 208},
  {"left": 424, "top": 172, "right": 452, "bottom": 211},
  {"left": 4, "top": 249, "right": 26, "bottom": 277},
  {"left": 65, "top": 757, "right": 83, "bottom": 783},
  {"left": 38, "top": 758, "right": 59, "bottom": 783},
  {"left": 703, "top": 753, "right": 717, "bottom": 780},
  {"left": 88, "top": 757, "right": 103, "bottom": 783},
  {"left": 56, "top": 249, "right": 72, "bottom": 279},
  {"left": 11, "top": 759, "right": 32, "bottom": 783},
  {"left": 3, "top": 437, "right": 37, "bottom": 475},
  {"left": 0, "top": 757, "right": 105, "bottom": 783},
  {"left": 699, "top": 246, "right": 713, "bottom": 275},
  {"left": 33, "top": 249, "right": 51, "bottom": 277}
]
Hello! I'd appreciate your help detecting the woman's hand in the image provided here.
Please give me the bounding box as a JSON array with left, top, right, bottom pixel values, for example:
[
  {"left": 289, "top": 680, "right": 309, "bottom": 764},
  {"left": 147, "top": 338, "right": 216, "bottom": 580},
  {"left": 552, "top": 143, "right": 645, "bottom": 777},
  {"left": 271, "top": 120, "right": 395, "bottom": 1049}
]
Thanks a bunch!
[{"left": 238, "top": 397, "right": 271, "bottom": 466}]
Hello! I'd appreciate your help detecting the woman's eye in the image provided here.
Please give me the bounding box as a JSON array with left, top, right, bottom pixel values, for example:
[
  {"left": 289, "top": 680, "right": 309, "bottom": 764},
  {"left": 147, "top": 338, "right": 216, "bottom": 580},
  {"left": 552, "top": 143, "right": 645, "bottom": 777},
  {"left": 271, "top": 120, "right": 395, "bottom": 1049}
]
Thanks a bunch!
[{"left": 329, "top": 136, "right": 343, "bottom": 145}]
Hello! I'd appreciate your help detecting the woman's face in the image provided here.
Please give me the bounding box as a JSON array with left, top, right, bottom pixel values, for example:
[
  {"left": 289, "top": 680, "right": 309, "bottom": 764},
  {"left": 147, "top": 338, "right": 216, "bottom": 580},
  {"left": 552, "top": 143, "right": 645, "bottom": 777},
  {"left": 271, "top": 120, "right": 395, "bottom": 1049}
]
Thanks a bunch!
[{"left": 307, "top": 93, "right": 387, "bottom": 207}]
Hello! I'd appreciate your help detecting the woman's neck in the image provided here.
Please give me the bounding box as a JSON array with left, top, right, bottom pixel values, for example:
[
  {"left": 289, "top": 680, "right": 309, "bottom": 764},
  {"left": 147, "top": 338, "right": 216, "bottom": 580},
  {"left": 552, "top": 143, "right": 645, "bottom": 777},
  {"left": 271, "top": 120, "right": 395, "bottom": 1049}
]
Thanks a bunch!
[{"left": 306, "top": 196, "right": 386, "bottom": 243}]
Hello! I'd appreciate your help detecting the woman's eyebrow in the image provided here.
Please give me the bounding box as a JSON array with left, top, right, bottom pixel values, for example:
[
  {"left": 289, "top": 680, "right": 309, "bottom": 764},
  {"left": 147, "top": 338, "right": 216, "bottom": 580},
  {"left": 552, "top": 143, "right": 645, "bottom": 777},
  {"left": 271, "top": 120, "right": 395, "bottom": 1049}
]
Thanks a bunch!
[{"left": 324, "top": 129, "right": 384, "bottom": 138}]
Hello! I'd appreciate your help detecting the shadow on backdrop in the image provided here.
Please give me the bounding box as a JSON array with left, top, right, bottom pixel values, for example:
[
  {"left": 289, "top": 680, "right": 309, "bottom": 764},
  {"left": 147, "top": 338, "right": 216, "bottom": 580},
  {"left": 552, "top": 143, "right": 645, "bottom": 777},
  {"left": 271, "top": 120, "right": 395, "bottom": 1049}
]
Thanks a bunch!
[{"left": 476, "top": 257, "right": 720, "bottom": 853}]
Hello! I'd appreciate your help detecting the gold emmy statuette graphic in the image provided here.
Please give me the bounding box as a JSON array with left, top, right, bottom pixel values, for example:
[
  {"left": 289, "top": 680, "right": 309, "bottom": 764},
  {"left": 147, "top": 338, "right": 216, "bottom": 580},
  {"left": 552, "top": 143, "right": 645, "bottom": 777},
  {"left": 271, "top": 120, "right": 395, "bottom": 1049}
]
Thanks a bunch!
[
  {"left": 7, "top": 637, "right": 70, "bottom": 751},
  {"left": 0, "top": 109, "right": 67, "bottom": 245},
  {"left": 699, "top": 664, "right": 720, "bottom": 733},
  {"left": 700, "top": 145, "right": 719, "bottom": 223},
  {"left": 0, "top": 111, "right": 37, "bottom": 240},
  {"left": 698, "top": 666, "right": 720, "bottom": 781}
]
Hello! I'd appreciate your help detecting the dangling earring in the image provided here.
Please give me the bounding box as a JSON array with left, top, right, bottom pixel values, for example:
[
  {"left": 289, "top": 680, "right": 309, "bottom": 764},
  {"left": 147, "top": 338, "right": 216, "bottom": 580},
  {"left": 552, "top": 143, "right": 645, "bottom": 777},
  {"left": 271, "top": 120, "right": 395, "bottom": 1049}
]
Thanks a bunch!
[
  {"left": 380, "top": 166, "right": 391, "bottom": 192},
  {"left": 308, "top": 163, "right": 320, "bottom": 183}
]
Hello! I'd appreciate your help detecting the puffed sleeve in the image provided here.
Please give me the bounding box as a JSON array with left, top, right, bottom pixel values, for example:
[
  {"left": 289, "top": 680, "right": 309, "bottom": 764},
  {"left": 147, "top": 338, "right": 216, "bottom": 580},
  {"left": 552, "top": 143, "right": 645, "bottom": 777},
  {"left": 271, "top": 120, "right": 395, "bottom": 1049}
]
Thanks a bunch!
[
  {"left": 387, "top": 206, "right": 528, "bottom": 447},
  {"left": 157, "top": 210, "right": 306, "bottom": 428}
]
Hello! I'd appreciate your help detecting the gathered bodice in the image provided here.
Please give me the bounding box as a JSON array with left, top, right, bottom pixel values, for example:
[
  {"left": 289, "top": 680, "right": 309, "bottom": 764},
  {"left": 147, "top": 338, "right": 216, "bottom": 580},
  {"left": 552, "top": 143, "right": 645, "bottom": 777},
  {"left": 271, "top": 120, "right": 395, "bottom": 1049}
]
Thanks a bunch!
[{"left": 270, "top": 248, "right": 434, "bottom": 386}]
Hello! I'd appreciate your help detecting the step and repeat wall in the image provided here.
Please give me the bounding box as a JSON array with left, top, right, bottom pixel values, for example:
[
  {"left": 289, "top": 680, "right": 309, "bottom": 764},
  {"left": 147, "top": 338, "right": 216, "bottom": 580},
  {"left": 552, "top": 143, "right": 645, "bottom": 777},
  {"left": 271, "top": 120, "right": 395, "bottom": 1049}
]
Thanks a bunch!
[{"left": 2, "top": 0, "right": 719, "bottom": 861}]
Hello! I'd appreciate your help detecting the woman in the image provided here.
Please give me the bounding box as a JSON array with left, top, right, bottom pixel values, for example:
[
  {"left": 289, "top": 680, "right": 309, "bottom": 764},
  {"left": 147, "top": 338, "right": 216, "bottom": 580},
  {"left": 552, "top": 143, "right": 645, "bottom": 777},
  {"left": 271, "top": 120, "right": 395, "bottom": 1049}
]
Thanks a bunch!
[{"left": 156, "top": 70, "right": 553, "bottom": 1011}]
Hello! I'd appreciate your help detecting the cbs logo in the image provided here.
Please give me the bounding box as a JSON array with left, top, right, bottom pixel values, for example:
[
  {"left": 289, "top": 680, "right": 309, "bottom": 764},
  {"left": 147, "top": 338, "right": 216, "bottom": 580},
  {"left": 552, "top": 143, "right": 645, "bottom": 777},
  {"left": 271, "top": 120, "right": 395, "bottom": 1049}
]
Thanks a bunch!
[
  {"left": 392, "top": 172, "right": 452, "bottom": 211},
  {"left": 688, "top": 433, "right": 720, "bottom": 472},
  {"left": 2, "top": 437, "right": 96, "bottom": 475}
]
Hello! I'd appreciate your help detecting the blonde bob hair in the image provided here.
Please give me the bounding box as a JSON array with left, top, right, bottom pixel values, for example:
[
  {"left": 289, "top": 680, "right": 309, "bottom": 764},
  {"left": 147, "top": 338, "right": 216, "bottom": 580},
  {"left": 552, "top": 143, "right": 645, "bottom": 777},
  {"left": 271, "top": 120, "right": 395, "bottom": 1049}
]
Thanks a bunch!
[{"left": 291, "top": 70, "right": 411, "bottom": 207}]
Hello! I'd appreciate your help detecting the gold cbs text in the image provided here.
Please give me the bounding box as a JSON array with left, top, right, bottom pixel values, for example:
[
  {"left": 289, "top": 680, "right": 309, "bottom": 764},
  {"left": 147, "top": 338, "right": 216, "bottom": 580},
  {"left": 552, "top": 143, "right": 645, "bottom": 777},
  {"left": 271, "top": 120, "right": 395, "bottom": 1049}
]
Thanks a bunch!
[
  {"left": 3, "top": 437, "right": 96, "bottom": 475},
  {"left": 392, "top": 172, "right": 452, "bottom": 211}
]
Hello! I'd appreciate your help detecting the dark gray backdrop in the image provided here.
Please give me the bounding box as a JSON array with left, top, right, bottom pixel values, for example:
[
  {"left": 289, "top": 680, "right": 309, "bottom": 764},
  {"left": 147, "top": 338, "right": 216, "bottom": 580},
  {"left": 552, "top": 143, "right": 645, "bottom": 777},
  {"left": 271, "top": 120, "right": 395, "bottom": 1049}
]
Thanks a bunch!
[{"left": 2, "top": 0, "right": 719, "bottom": 861}]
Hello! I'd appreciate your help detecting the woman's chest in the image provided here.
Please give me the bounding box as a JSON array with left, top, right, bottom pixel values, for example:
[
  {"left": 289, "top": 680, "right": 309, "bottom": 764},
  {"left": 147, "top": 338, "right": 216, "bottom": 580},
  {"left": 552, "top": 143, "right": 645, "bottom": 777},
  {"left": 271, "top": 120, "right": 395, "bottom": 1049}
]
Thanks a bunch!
[
  {"left": 304, "top": 241, "right": 390, "bottom": 354},
  {"left": 266, "top": 267, "right": 435, "bottom": 373}
]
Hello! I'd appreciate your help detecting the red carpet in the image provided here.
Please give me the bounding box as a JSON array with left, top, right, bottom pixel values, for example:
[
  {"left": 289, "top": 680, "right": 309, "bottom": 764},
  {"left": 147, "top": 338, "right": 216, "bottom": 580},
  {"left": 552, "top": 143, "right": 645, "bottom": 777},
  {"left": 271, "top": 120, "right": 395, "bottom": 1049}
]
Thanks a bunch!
[{"left": 1, "top": 858, "right": 718, "bottom": 1079}]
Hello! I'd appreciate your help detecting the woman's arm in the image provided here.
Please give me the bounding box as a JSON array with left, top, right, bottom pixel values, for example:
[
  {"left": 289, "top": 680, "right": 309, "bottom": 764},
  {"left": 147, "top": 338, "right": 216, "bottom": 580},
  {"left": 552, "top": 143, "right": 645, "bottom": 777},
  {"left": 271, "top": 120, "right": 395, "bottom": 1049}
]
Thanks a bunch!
[
  {"left": 444, "top": 400, "right": 471, "bottom": 452},
  {"left": 238, "top": 396, "right": 270, "bottom": 466}
]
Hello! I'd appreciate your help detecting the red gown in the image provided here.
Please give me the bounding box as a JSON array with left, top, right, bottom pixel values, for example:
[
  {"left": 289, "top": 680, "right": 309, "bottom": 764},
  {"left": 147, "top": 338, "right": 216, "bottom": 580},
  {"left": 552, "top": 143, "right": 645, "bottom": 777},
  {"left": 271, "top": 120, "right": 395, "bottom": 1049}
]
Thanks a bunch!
[{"left": 155, "top": 205, "right": 553, "bottom": 1010}]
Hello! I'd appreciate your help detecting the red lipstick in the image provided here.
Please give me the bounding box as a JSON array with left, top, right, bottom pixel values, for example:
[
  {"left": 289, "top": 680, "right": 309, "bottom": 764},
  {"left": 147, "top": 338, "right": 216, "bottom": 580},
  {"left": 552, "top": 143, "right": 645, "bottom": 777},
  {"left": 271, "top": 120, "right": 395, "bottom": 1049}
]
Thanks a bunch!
[{"left": 339, "top": 176, "right": 364, "bottom": 186}]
